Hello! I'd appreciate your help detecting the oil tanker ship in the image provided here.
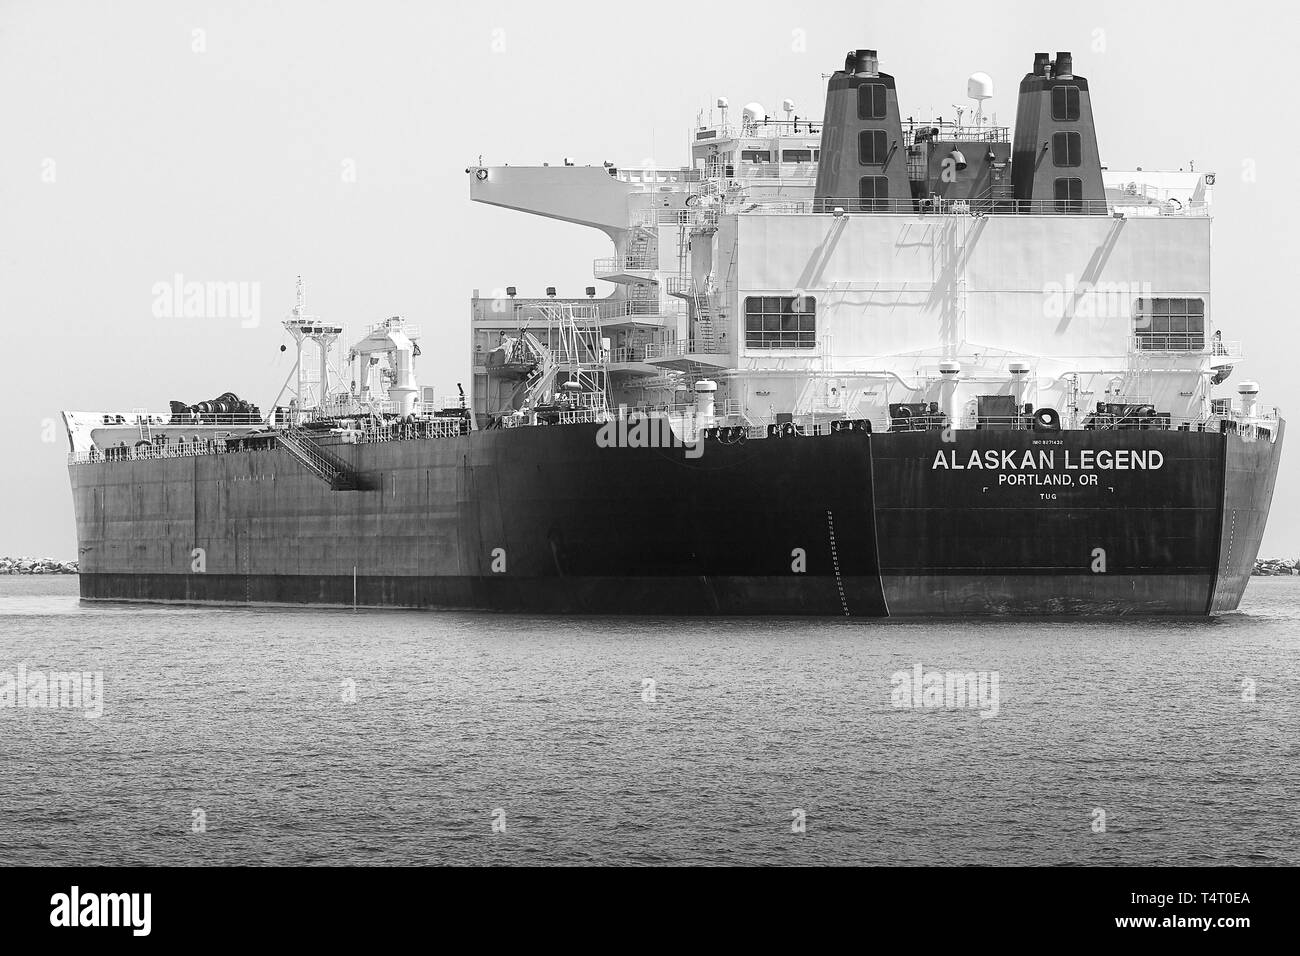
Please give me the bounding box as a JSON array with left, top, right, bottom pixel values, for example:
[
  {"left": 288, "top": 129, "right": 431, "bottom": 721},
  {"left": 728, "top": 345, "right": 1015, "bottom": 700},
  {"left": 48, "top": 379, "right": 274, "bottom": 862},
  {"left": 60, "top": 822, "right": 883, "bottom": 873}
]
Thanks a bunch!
[{"left": 63, "top": 49, "right": 1283, "bottom": 615}]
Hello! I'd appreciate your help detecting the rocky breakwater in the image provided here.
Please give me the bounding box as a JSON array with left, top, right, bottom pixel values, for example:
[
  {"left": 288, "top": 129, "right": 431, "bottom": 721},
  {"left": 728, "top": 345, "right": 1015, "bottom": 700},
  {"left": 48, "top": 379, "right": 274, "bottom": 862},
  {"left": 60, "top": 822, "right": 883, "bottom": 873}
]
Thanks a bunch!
[
  {"left": 1253, "top": 558, "right": 1299, "bottom": 576},
  {"left": 0, "top": 556, "right": 79, "bottom": 574}
]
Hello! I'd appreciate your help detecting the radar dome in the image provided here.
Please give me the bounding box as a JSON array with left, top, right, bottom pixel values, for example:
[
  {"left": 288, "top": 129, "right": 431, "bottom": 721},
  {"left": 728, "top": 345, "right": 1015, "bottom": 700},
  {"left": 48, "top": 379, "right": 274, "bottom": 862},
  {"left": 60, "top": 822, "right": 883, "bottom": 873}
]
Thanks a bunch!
[
  {"left": 967, "top": 72, "right": 994, "bottom": 101},
  {"left": 742, "top": 102, "right": 766, "bottom": 122}
]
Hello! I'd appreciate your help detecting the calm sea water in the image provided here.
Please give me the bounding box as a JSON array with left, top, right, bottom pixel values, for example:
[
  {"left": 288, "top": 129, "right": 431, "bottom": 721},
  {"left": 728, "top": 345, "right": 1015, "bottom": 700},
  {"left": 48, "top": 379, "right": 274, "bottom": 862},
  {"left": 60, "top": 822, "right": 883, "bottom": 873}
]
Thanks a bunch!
[{"left": 1, "top": 576, "right": 1297, "bottom": 866}]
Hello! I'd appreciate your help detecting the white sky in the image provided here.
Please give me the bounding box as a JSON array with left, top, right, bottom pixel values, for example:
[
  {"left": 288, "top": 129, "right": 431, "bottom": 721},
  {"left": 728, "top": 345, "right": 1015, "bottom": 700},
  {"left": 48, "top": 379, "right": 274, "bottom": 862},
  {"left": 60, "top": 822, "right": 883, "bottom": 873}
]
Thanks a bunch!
[{"left": 3, "top": 0, "right": 1298, "bottom": 557}]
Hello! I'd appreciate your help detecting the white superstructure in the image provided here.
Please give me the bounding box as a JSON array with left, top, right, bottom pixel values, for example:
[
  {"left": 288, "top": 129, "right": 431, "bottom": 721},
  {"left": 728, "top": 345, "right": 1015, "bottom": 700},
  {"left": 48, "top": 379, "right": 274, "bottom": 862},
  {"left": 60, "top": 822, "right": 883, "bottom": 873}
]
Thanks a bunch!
[
  {"left": 467, "top": 50, "right": 1272, "bottom": 441},
  {"left": 470, "top": 52, "right": 1268, "bottom": 437}
]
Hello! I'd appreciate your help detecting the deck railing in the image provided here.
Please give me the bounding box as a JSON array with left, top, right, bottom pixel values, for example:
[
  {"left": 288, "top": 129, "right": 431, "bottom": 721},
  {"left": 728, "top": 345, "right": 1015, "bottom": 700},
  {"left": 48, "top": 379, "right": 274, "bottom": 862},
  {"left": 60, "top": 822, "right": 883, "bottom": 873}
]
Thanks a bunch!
[
  {"left": 473, "top": 297, "right": 684, "bottom": 325},
  {"left": 613, "top": 166, "right": 701, "bottom": 185},
  {"left": 734, "top": 197, "right": 1210, "bottom": 218},
  {"left": 70, "top": 436, "right": 258, "bottom": 465},
  {"left": 89, "top": 411, "right": 265, "bottom": 427},
  {"left": 643, "top": 339, "right": 726, "bottom": 359},
  {"left": 609, "top": 346, "right": 648, "bottom": 364},
  {"left": 664, "top": 275, "right": 693, "bottom": 297},
  {"left": 68, "top": 398, "right": 1283, "bottom": 467},
  {"left": 593, "top": 256, "right": 658, "bottom": 275},
  {"left": 1132, "top": 334, "right": 1242, "bottom": 356},
  {"left": 69, "top": 416, "right": 474, "bottom": 466},
  {"left": 355, "top": 419, "right": 468, "bottom": 443}
]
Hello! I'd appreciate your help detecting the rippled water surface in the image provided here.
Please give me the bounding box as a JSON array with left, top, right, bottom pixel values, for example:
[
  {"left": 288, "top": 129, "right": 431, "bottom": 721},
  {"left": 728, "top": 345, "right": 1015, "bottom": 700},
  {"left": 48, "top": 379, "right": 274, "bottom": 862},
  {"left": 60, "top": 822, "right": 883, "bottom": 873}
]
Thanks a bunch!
[{"left": 1, "top": 576, "right": 1297, "bottom": 865}]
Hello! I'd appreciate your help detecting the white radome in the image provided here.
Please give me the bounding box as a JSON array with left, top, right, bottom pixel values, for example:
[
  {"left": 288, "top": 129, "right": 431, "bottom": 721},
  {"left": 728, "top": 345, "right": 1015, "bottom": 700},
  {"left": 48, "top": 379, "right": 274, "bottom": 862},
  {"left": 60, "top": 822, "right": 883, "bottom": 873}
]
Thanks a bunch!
[{"left": 967, "top": 71, "right": 994, "bottom": 101}]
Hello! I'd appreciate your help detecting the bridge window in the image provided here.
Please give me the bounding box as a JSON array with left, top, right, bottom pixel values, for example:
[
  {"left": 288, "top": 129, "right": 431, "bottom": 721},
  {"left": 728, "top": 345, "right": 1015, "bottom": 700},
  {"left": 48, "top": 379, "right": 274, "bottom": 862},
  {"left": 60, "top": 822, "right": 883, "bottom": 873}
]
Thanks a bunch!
[
  {"left": 858, "top": 129, "right": 889, "bottom": 166},
  {"left": 745, "top": 296, "right": 817, "bottom": 349},
  {"left": 1052, "top": 131, "right": 1082, "bottom": 166},
  {"left": 782, "top": 149, "right": 814, "bottom": 163},
  {"left": 740, "top": 149, "right": 772, "bottom": 163},
  {"left": 1053, "top": 177, "right": 1083, "bottom": 212},
  {"left": 1052, "top": 85, "right": 1080, "bottom": 121},
  {"left": 1134, "top": 298, "right": 1205, "bottom": 351},
  {"left": 858, "top": 175, "right": 889, "bottom": 211},
  {"left": 857, "top": 83, "right": 887, "bottom": 120}
]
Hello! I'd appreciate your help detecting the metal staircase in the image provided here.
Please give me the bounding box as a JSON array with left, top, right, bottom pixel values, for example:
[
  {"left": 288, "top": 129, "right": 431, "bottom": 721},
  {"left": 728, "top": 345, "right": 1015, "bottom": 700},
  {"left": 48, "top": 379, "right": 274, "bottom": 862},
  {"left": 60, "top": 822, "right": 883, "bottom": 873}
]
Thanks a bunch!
[
  {"left": 627, "top": 283, "right": 658, "bottom": 315},
  {"left": 665, "top": 274, "right": 717, "bottom": 351},
  {"left": 695, "top": 230, "right": 740, "bottom": 352},
  {"left": 133, "top": 407, "right": 151, "bottom": 442},
  {"left": 627, "top": 224, "right": 657, "bottom": 269},
  {"left": 691, "top": 290, "right": 716, "bottom": 350},
  {"left": 278, "top": 427, "right": 365, "bottom": 491}
]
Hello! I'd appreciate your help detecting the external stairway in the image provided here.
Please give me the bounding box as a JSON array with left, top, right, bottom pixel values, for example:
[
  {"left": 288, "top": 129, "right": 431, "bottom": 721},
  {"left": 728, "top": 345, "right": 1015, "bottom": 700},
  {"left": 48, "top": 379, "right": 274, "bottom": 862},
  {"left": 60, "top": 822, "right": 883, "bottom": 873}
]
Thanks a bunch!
[{"left": 278, "top": 426, "right": 366, "bottom": 491}]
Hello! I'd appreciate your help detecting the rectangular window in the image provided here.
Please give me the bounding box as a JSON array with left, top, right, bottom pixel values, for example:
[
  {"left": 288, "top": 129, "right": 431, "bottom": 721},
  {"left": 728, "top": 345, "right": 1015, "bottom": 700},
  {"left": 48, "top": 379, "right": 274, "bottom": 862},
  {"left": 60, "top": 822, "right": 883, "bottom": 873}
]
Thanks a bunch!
[
  {"left": 1053, "top": 177, "right": 1083, "bottom": 213},
  {"left": 858, "top": 129, "right": 888, "bottom": 165},
  {"left": 859, "top": 175, "right": 889, "bottom": 211},
  {"left": 1052, "top": 131, "right": 1081, "bottom": 167},
  {"left": 1134, "top": 297, "right": 1205, "bottom": 351},
  {"left": 782, "top": 149, "right": 814, "bottom": 163},
  {"left": 740, "top": 149, "right": 771, "bottom": 163},
  {"left": 1052, "top": 85, "right": 1080, "bottom": 121},
  {"left": 857, "top": 83, "right": 887, "bottom": 120},
  {"left": 744, "top": 296, "right": 817, "bottom": 349}
]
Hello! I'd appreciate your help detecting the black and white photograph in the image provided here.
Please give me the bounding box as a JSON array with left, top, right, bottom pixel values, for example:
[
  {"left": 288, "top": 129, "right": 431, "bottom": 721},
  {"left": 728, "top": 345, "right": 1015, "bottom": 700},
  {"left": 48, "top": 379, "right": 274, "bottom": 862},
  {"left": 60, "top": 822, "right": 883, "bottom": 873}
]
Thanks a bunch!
[{"left": 0, "top": 0, "right": 1294, "bottom": 938}]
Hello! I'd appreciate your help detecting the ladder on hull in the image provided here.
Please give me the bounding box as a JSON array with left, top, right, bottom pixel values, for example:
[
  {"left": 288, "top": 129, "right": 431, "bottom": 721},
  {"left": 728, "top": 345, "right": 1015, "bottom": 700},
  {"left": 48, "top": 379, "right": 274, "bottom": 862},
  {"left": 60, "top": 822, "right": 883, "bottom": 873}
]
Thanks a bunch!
[{"left": 278, "top": 427, "right": 365, "bottom": 491}]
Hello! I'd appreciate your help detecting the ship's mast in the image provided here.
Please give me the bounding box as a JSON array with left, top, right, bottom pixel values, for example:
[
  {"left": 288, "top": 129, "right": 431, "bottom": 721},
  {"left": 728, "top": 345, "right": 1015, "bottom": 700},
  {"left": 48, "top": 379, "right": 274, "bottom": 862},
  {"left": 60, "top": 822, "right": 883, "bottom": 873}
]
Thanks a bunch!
[
  {"left": 281, "top": 276, "right": 344, "bottom": 416},
  {"left": 283, "top": 277, "right": 311, "bottom": 410}
]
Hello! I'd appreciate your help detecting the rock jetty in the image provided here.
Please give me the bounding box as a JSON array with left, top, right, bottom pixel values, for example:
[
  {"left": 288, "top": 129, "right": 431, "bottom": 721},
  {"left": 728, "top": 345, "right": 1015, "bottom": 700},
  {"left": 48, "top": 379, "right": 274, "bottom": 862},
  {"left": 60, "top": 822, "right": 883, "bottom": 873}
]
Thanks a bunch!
[
  {"left": 0, "top": 556, "right": 79, "bottom": 574},
  {"left": 1253, "top": 558, "right": 1298, "bottom": 576}
]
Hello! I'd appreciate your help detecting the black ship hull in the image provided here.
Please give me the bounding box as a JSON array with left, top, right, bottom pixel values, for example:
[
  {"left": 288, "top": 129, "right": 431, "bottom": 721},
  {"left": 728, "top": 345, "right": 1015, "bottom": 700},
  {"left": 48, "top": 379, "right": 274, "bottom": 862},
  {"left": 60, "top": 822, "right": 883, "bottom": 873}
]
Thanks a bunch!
[{"left": 70, "top": 422, "right": 1283, "bottom": 616}]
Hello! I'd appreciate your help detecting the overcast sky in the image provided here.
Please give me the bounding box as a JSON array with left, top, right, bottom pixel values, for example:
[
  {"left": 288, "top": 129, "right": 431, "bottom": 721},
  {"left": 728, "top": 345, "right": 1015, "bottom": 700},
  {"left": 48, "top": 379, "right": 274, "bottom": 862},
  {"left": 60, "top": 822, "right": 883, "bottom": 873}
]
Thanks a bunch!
[{"left": 2, "top": 0, "right": 1297, "bottom": 557}]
